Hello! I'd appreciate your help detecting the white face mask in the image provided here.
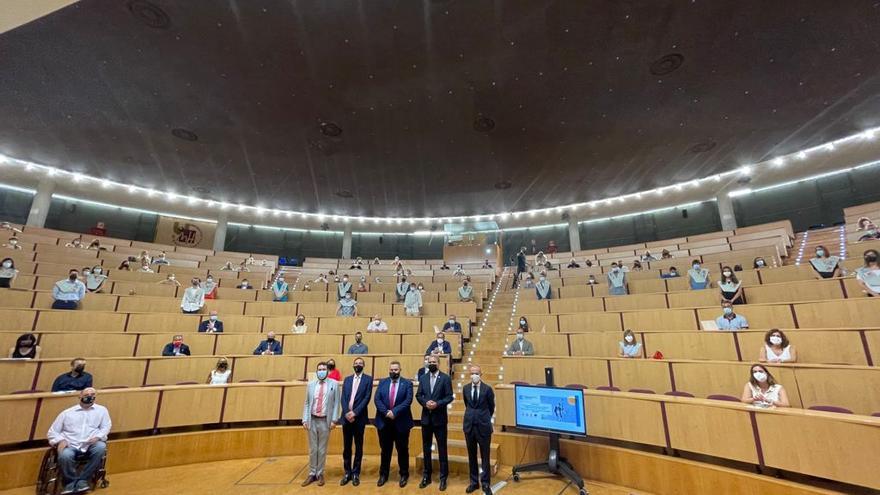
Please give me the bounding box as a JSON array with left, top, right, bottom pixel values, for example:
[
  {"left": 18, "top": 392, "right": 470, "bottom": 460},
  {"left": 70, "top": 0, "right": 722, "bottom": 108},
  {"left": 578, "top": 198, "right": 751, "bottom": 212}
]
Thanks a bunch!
[
  {"left": 241, "top": 282, "right": 248, "bottom": 287},
  {"left": 516, "top": 333, "right": 524, "bottom": 340},
  {"left": 1, "top": 261, "right": 11, "bottom": 268},
  {"left": 539, "top": 276, "right": 546, "bottom": 282},
  {"left": 769, "top": 335, "right": 783, "bottom": 345},
  {"left": 693, "top": 264, "right": 701, "bottom": 270},
  {"left": 612, "top": 267, "right": 620, "bottom": 273},
  {"left": 448, "top": 319, "right": 455, "bottom": 325},
  {"left": 207, "top": 278, "right": 214, "bottom": 283},
  {"left": 624, "top": 335, "right": 634, "bottom": 343},
  {"left": 83, "top": 271, "right": 91, "bottom": 276},
  {"left": 209, "top": 315, "right": 217, "bottom": 321},
  {"left": 752, "top": 371, "right": 768, "bottom": 382},
  {"left": 756, "top": 260, "right": 765, "bottom": 267},
  {"left": 723, "top": 271, "right": 732, "bottom": 277},
  {"left": 471, "top": 374, "right": 481, "bottom": 384},
  {"left": 94, "top": 268, "right": 102, "bottom": 274},
  {"left": 816, "top": 250, "right": 825, "bottom": 257},
  {"left": 436, "top": 338, "right": 444, "bottom": 344}
]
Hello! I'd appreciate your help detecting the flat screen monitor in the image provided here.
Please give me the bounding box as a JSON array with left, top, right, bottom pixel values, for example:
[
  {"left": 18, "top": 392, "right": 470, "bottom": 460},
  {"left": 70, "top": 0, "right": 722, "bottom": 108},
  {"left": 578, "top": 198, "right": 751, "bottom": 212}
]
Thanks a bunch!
[{"left": 514, "top": 384, "right": 587, "bottom": 436}]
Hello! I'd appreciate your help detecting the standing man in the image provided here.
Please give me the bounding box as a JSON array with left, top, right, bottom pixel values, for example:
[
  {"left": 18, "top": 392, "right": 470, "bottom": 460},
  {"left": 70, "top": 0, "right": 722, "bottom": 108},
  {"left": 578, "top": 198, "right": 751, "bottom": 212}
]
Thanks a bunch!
[
  {"left": 301, "top": 362, "right": 341, "bottom": 487},
  {"left": 374, "top": 361, "right": 414, "bottom": 488},
  {"left": 515, "top": 247, "right": 527, "bottom": 288},
  {"left": 47, "top": 388, "right": 111, "bottom": 494},
  {"left": 338, "top": 357, "right": 373, "bottom": 486},
  {"left": 463, "top": 365, "right": 495, "bottom": 495},
  {"left": 416, "top": 355, "right": 454, "bottom": 491}
]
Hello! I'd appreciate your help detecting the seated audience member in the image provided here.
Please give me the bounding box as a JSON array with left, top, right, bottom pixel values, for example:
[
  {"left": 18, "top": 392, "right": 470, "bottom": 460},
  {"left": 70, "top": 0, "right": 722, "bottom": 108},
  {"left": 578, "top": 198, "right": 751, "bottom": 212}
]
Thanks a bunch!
[
  {"left": 759, "top": 329, "right": 797, "bottom": 363},
  {"left": 518, "top": 316, "right": 531, "bottom": 332},
  {"left": 47, "top": 387, "right": 111, "bottom": 494},
  {"left": 587, "top": 274, "right": 598, "bottom": 285},
  {"left": 439, "top": 262, "right": 450, "bottom": 270},
  {"left": 137, "top": 257, "right": 154, "bottom": 272},
  {"left": 272, "top": 275, "right": 290, "bottom": 302},
  {"left": 0, "top": 257, "right": 19, "bottom": 287},
  {"left": 404, "top": 283, "right": 422, "bottom": 316},
  {"left": 426, "top": 332, "right": 452, "bottom": 356},
  {"left": 8, "top": 333, "right": 40, "bottom": 359},
  {"left": 333, "top": 275, "right": 341, "bottom": 284},
  {"left": 535, "top": 251, "right": 547, "bottom": 267},
  {"left": 152, "top": 252, "right": 170, "bottom": 265},
  {"left": 453, "top": 264, "right": 466, "bottom": 277},
  {"left": 51, "top": 358, "right": 93, "bottom": 392},
  {"left": 0, "top": 221, "right": 22, "bottom": 233},
  {"left": 660, "top": 266, "right": 680, "bottom": 279},
  {"left": 641, "top": 250, "right": 657, "bottom": 262},
  {"left": 65, "top": 237, "right": 84, "bottom": 249},
  {"left": 523, "top": 274, "right": 535, "bottom": 289},
  {"left": 417, "top": 282, "right": 426, "bottom": 293},
  {"left": 348, "top": 332, "right": 369, "bottom": 354},
  {"left": 85, "top": 238, "right": 103, "bottom": 250},
  {"left": 291, "top": 314, "right": 308, "bottom": 333},
  {"left": 350, "top": 256, "right": 364, "bottom": 269},
  {"left": 458, "top": 280, "right": 474, "bottom": 302},
  {"left": 181, "top": 278, "right": 205, "bottom": 314},
  {"left": 753, "top": 257, "right": 767, "bottom": 269},
  {"left": 207, "top": 357, "right": 231, "bottom": 385},
  {"left": 482, "top": 259, "right": 492, "bottom": 269},
  {"left": 117, "top": 259, "right": 132, "bottom": 271},
  {"left": 254, "top": 331, "right": 283, "bottom": 355},
  {"left": 857, "top": 217, "right": 880, "bottom": 242},
  {"left": 508, "top": 329, "right": 534, "bottom": 356},
  {"left": 357, "top": 281, "right": 367, "bottom": 292},
  {"left": 567, "top": 257, "right": 580, "bottom": 268},
  {"left": 367, "top": 314, "right": 388, "bottom": 333},
  {"left": 3, "top": 236, "right": 22, "bottom": 250},
  {"left": 733, "top": 264, "right": 743, "bottom": 272},
  {"left": 245, "top": 255, "right": 256, "bottom": 266},
  {"left": 313, "top": 273, "right": 328, "bottom": 283},
  {"left": 220, "top": 261, "right": 235, "bottom": 271},
  {"left": 688, "top": 260, "right": 710, "bottom": 290},
  {"left": 201, "top": 275, "right": 218, "bottom": 299},
  {"left": 607, "top": 262, "right": 628, "bottom": 295},
  {"left": 585, "top": 259, "right": 594, "bottom": 268},
  {"left": 718, "top": 266, "right": 744, "bottom": 305},
  {"left": 856, "top": 249, "right": 880, "bottom": 297},
  {"left": 661, "top": 249, "right": 673, "bottom": 259},
  {"left": 237, "top": 278, "right": 253, "bottom": 289},
  {"left": 198, "top": 311, "right": 224, "bottom": 333},
  {"left": 715, "top": 302, "right": 749, "bottom": 330},
  {"left": 52, "top": 269, "right": 86, "bottom": 310},
  {"left": 302, "top": 281, "right": 312, "bottom": 291},
  {"left": 809, "top": 245, "right": 841, "bottom": 279},
  {"left": 442, "top": 315, "right": 462, "bottom": 333},
  {"left": 618, "top": 329, "right": 642, "bottom": 358},
  {"left": 535, "top": 274, "right": 552, "bottom": 300},
  {"left": 741, "top": 364, "right": 790, "bottom": 408},
  {"left": 84, "top": 265, "right": 108, "bottom": 293},
  {"left": 631, "top": 260, "right": 644, "bottom": 272},
  {"left": 162, "top": 335, "right": 191, "bottom": 356},
  {"left": 238, "top": 260, "right": 250, "bottom": 272},
  {"left": 338, "top": 293, "right": 359, "bottom": 317},
  {"left": 158, "top": 273, "right": 181, "bottom": 286},
  {"left": 327, "top": 359, "right": 343, "bottom": 381},
  {"left": 617, "top": 260, "right": 629, "bottom": 272}
]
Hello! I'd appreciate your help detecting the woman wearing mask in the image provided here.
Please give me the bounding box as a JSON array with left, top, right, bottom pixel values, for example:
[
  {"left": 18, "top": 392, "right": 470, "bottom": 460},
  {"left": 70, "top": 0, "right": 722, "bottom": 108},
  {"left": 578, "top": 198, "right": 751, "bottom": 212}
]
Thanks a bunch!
[
  {"left": 518, "top": 317, "right": 530, "bottom": 332},
  {"left": 202, "top": 275, "right": 218, "bottom": 299},
  {"left": 220, "top": 261, "right": 236, "bottom": 271},
  {"left": 753, "top": 257, "right": 768, "bottom": 269},
  {"left": 458, "top": 280, "right": 474, "bottom": 302},
  {"left": 206, "top": 357, "right": 231, "bottom": 385},
  {"left": 314, "top": 273, "right": 328, "bottom": 284},
  {"left": 337, "top": 293, "right": 359, "bottom": 317},
  {"left": 272, "top": 276, "right": 289, "bottom": 302},
  {"left": 741, "top": 364, "right": 790, "bottom": 408},
  {"left": 535, "top": 251, "right": 547, "bottom": 267},
  {"left": 138, "top": 259, "right": 154, "bottom": 273},
  {"left": 181, "top": 278, "right": 205, "bottom": 314},
  {"left": 158, "top": 273, "right": 181, "bottom": 287},
  {"left": 758, "top": 329, "right": 797, "bottom": 363},
  {"left": 688, "top": 260, "right": 710, "bottom": 290},
  {"left": 587, "top": 274, "right": 598, "bottom": 285},
  {"left": 566, "top": 257, "right": 580, "bottom": 269},
  {"left": 3, "top": 236, "right": 22, "bottom": 250},
  {"left": 326, "top": 359, "right": 342, "bottom": 381},
  {"left": 718, "top": 265, "right": 744, "bottom": 305},
  {"left": 661, "top": 249, "right": 673, "bottom": 260},
  {"left": 631, "top": 260, "right": 643, "bottom": 272},
  {"left": 117, "top": 259, "right": 132, "bottom": 271},
  {"left": 291, "top": 314, "right": 308, "bottom": 333},
  {"left": 0, "top": 257, "right": 19, "bottom": 288},
  {"left": 404, "top": 283, "right": 422, "bottom": 316},
  {"left": 617, "top": 329, "right": 642, "bottom": 359},
  {"left": 809, "top": 245, "right": 841, "bottom": 279},
  {"left": 606, "top": 263, "right": 628, "bottom": 296},
  {"left": 85, "top": 265, "right": 108, "bottom": 293},
  {"left": 857, "top": 217, "right": 880, "bottom": 242},
  {"left": 8, "top": 333, "right": 40, "bottom": 359},
  {"left": 535, "top": 274, "right": 552, "bottom": 300},
  {"left": 856, "top": 249, "right": 880, "bottom": 297}
]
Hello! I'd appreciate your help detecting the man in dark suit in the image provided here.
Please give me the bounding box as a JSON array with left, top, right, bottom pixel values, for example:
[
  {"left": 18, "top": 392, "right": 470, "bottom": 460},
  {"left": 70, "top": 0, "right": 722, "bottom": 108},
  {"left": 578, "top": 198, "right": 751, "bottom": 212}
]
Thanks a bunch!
[
  {"left": 462, "top": 365, "right": 495, "bottom": 495},
  {"left": 252, "top": 331, "right": 282, "bottom": 355},
  {"left": 425, "top": 332, "right": 452, "bottom": 356},
  {"left": 197, "top": 311, "right": 224, "bottom": 333},
  {"left": 416, "top": 355, "right": 454, "bottom": 491},
  {"left": 161, "top": 334, "right": 191, "bottom": 356},
  {"left": 374, "top": 360, "right": 414, "bottom": 488},
  {"left": 338, "top": 357, "right": 373, "bottom": 486}
]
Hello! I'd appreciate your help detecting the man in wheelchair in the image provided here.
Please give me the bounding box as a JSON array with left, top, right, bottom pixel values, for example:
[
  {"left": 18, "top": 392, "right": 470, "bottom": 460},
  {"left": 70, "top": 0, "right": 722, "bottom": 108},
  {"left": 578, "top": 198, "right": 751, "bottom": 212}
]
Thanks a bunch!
[{"left": 47, "top": 388, "right": 112, "bottom": 494}]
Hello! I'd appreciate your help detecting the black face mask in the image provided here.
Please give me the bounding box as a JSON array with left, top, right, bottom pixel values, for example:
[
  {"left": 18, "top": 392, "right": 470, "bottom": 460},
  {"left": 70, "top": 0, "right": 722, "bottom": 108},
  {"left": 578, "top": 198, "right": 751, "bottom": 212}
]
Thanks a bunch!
[
  {"left": 74, "top": 364, "right": 85, "bottom": 373},
  {"left": 353, "top": 365, "right": 364, "bottom": 374},
  {"left": 867, "top": 255, "right": 878, "bottom": 263},
  {"left": 389, "top": 372, "right": 400, "bottom": 380},
  {"left": 427, "top": 364, "right": 438, "bottom": 373},
  {"left": 80, "top": 395, "right": 95, "bottom": 405},
  {"left": 327, "top": 363, "right": 336, "bottom": 370},
  {"left": 355, "top": 337, "right": 362, "bottom": 343},
  {"left": 266, "top": 337, "right": 275, "bottom": 342},
  {"left": 218, "top": 364, "right": 228, "bottom": 370},
  {"left": 69, "top": 274, "right": 78, "bottom": 281}
]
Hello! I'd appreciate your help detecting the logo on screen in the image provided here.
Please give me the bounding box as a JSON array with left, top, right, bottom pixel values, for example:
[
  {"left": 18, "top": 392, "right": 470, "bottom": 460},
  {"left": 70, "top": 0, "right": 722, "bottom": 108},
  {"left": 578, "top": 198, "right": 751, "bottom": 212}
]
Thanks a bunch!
[{"left": 171, "top": 222, "right": 203, "bottom": 247}]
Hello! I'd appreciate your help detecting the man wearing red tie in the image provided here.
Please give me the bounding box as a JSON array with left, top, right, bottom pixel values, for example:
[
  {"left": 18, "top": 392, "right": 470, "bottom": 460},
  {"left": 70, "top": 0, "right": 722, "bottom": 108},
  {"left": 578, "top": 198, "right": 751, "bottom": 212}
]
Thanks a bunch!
[
  {"left": 302, "top": 362, "right": 341, "bottom": 487},
  {"left": 373, "top": 361, "right": 414, "bottom": 488},
  {"left": 338, "top": 357, "right": 373, "bottom": 486}
]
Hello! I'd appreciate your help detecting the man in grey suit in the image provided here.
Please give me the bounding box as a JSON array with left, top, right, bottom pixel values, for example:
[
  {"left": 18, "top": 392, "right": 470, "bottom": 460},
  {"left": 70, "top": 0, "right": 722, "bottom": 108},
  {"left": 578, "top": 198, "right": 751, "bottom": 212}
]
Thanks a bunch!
[
  {"left": 508, "top": 329, "right": 534, "bottom": 356},
  {"left": 302, "top": 361, "right": 341, "bottom": 487}
]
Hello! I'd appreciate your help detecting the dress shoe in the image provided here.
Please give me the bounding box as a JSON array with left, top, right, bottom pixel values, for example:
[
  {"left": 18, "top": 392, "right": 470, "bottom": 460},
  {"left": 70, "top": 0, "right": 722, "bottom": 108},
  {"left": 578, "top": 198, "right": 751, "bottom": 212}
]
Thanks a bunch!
[
  {"left": 340, "top": 474, "right": 351, "bottom": 486},
  {"left": 399, "top": 475, "right": 409, "bottom": 487},
  {"left": 439, "top": 479, "right": 447, "bottom": 491},
  {"left": 483, "top": 488, "right": 493, "bottom": 495},
  {"left": 317, "top": 475, "right": 325, "bottom": 486},
  {"left": 301, "top": 475, "right": 316, "bottom": 487},
  {"left": 466, "top": 484, "right": 479, "bottom": 493},
  {"left": 377, "top": 475, "right": 387, "bottom": 487},
  {"left": 352, "top": 475, "right": 360, "bottom": 486},
  {"left": 419, "top": 477, "right": 432, "bottom": 489}
]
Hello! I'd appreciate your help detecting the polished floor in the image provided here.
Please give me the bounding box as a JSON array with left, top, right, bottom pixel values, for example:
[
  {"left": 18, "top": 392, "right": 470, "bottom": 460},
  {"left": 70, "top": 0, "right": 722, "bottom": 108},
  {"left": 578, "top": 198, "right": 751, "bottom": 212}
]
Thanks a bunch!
[{"left": 1, "top": 455, "right": 649, "bottom": 495}]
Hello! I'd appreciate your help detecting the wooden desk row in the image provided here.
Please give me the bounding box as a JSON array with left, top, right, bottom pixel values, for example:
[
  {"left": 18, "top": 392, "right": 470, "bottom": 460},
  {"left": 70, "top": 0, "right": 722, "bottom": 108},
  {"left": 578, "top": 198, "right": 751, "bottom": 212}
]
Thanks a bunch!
[
  {"left": 494, "top": 386, "right": 879, "bottom": 490},
  {"left": 0, "top": 354, "right": 438, "bottom": 396},
  {"left": 500, "top": 356, "right": 880, "bottom": 415}
]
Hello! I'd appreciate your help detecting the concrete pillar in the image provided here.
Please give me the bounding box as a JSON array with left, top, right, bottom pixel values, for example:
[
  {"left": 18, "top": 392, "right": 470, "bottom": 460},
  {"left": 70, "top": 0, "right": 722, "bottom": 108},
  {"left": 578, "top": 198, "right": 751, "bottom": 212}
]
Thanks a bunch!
[
  {"left": 213, "top": 210, "right": 228, "bottom": 252},
  {"left": 568, "top": 215, "right": 581, "bottom": 253},
  {"left": 716, "top": 193, "right": 738, "bottom": 231},
  {"left": 26, "top": 178, "right": 55, "bottom": 228},
  {"left": 341, "top": 224, "right": 353, "bottom": 259}
]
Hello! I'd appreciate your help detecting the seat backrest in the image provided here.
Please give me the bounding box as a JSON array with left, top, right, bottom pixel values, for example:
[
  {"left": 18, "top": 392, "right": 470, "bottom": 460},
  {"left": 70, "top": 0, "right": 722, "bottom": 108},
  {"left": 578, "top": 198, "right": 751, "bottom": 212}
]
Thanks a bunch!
[
  {"left": 808, "top": 405, "right": 853, "bottom": 414},
  {"left": 628, "top": 388, "right": 655, "bottom": 394},
  {"left": 596, "top": 386, "right": 621, "bottom": 392},
  {"left": 664, "top": 391, "right": 695, "bottom": 398},
  {"left": 707, "top": 394, "right": 741, "bottom": 402}
]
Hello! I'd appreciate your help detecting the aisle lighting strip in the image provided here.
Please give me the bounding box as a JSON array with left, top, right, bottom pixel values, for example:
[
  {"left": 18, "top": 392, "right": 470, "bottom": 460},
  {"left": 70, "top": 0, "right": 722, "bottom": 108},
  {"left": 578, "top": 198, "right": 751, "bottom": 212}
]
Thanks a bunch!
[{"left": 0, "top": 127, "right": 877, "bottom": 224}]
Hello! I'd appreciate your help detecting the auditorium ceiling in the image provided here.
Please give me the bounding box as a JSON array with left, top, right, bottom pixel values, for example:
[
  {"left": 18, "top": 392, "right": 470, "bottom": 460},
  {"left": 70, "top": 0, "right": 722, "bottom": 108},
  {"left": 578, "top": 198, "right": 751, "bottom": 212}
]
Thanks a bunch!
[{"left": 1, "top": 0, "right": 880, "bottom": 217}]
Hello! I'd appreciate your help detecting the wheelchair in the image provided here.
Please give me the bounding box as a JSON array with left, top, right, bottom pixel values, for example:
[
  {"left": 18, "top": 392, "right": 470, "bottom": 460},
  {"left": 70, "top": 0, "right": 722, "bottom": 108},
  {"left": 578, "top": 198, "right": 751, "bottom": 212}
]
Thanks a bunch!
[{"left": 35, "top": 445, "right": 109, "bottom": 495}]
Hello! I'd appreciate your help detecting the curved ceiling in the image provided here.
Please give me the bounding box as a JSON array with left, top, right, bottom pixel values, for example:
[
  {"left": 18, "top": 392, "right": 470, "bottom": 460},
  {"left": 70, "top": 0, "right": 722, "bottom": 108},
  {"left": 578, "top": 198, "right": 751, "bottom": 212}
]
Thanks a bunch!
[{"left": 1, "top": 0, "right": 880, "bottom": 218}]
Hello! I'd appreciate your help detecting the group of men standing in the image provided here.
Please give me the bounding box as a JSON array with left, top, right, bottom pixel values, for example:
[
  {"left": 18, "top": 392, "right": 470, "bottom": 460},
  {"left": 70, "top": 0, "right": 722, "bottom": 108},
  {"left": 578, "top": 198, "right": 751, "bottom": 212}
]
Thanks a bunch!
[{"left": 301, "top": 357, "right": 495, "bottom": 495}]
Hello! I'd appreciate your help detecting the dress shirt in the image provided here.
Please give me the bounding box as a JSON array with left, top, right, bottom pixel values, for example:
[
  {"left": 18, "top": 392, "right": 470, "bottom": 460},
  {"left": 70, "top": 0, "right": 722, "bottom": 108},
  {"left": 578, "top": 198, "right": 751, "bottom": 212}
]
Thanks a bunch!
[{"left": 47, "top": 404, "right": 112, "bottom": 451}]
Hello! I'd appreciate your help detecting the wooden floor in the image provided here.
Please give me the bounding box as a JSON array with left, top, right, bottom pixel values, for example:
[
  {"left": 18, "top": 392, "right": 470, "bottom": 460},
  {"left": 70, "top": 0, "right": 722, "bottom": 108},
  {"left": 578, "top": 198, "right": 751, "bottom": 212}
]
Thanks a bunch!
[{"left": 0, "top": 455, "right": 650, "bottom": 495}]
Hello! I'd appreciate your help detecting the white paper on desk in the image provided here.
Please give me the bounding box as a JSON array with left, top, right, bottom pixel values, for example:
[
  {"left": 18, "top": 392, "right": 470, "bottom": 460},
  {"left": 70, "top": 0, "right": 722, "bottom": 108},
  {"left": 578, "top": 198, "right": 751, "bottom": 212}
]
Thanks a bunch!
[{"left": 700, "top": 320, "right": 719, "bottom": 331}]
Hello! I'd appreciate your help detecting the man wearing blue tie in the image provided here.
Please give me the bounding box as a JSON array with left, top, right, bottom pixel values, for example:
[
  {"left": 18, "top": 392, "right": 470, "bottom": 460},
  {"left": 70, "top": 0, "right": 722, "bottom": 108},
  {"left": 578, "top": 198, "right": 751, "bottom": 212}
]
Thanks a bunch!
[
  {"left": 338, "top": 357, "right": 373, "bottom": 486},
  {"left": 374, "top": 361, "right": 414, "bottom": 488},
  {"left": 416, "top": 355, "right": 454, "bottom": 491}
]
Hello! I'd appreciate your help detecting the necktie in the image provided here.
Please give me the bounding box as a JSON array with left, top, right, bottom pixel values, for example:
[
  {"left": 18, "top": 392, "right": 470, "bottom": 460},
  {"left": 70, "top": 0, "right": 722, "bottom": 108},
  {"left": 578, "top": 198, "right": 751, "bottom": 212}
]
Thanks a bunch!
[
  {"left": 389, "top": 381, "right": 397, "bottom": 408},
  {"left": 349, "top": 375, "right": 359, "bottom": 410},
  {"left": 471, "top": 385, "right": 477, "bottom": 403},
  {"left": 430, "top": 374, "right": 436, "bottom": 394},
  {"left": 315, "top": 381, "right": 325, "bottom": 416}
]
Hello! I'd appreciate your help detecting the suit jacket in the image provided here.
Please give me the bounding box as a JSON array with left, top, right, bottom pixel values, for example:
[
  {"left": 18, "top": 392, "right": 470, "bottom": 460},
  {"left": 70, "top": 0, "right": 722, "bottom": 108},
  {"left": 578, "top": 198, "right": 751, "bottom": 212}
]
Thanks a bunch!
[
  {"left": 302, "top": 378, "right": 341, "bottom": 427},
  {"left": 416, "top": 371, "right": 454, "bottom": 426},
  {"left": 198, "top": 320, "right": 224, "bottom": 333},
  {"left": 510, "top": 338, "right": 534, "bottom": 356},
  {"left": 337, "top": 373, "right": 373, "bottom": 426},
  {"left": 373, "top": 377, "right": 414, "bottom": 432},
  {"left": 425, "top": 340, "right": 452, "bottom": 356},
  {"left": 253, "top": 339, "right": 282, "bottom": 355},
  {"left": 462, "top": 382, "right": 495, "bottom": 438},
  {"left": 161, "top": 343, "right": 191, "bottom": 356}
]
